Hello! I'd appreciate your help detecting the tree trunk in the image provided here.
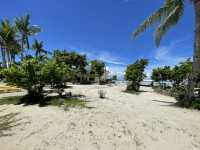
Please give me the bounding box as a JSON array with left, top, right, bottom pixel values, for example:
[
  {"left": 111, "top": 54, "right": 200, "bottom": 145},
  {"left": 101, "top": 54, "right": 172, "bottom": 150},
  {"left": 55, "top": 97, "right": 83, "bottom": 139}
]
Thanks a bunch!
[
  {"left": 6, "top": 49, "right": 11, "bottom": 68},
  {"left": 21, "top": 39, "right": 24, "bottom": 61},
  {"left": 11, "top": 54, "right": 15, "bottom": 64},
  {"left": 0, "top": 47, "right": 6, "bottom": 68},
  {"left": 188, "top": 0, "right": 200, "bottom": 101}
]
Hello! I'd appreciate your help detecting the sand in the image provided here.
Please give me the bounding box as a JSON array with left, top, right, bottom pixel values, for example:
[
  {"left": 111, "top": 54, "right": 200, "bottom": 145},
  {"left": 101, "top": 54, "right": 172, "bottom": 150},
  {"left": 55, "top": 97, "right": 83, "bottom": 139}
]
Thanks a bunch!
[{"left": 0, "top": 83, "right": 200, "bottom": 150}]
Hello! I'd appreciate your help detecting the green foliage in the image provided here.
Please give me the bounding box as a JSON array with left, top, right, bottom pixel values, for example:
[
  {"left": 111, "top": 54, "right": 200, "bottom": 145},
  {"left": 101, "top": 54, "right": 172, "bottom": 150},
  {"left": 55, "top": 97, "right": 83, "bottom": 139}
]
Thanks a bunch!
[
  {"left": 53, "top": 50, "right": 87, "bottom": 70},
  {"left": 112, "top": 75, "right": 117, "bottom": 81},
  {"left": 53, "top": 50, "right": 88, "bottom": 83},
  {"left": 173, "top": 85, "right": 193, "bottom": 107},
  {"left": 2, "top": 57, "right": 71, "bottom": 100},
  {"left": 152, "top": 59, "right": 192, "bottom": 89},
  {"left": 42, "top": 60, "right": 70, "bottom": 96},
  {"left": 171, "top": 59, "right": 192, "bottom": 87},
  {"left": 152, "top": 66, "right": 172, "bottom": 82},
  {"left": 152, "top": 66, "right": 172, "bottom": 89},
  {"left": 32, "top": 39, "right": 48, "bottom": 57},
  {"left": 2, "top": 58, "right": 46, "bottom": 99},
  {"left": 90, "top": 60, "right": 105, "bottom": 81},
  {"left": 0, "top": 96, "right": 23, "bottom": 105},
  {"left": 15, "top": 14, "right": 41, "bottom": 49},
  {"left": 125, "top": 59, "right": 149, "bottom": 91},
  {"left": 191, "top": 99, "right": 200, "bottom": 110}
]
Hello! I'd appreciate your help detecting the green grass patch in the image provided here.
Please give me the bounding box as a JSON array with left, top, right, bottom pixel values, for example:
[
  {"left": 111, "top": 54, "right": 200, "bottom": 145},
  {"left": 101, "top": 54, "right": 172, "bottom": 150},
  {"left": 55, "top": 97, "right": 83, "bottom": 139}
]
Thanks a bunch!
[
  {"left": 0, "top": 96, "right": 23, "bottom": 105},
  {"left": 0, "top": 96, "right": 88, "bottom": 109},
  {"left": 46, "top": 97, "right": 87, "bottom": 108}
]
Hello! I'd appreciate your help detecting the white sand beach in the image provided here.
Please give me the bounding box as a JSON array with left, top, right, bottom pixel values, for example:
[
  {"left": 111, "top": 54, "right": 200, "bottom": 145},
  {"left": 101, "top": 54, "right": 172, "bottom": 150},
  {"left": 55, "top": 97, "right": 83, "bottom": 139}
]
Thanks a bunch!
[{"left": 0, "top": 84, "right": 200, "bottom": 150}]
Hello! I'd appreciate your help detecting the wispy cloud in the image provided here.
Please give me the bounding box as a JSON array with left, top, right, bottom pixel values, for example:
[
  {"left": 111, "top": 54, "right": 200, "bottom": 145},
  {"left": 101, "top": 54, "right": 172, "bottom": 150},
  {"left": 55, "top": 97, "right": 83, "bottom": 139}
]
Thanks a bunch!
[
  {"left": 145, "top": 36, "right": 192, "bottom": 78},
  {"left": 155, "top": 46, "right": 187, "bottom": 65},
  {"left": 97, "top": 51, "right": 126, "bottom": 66},
  {"left": 154, "top": 36, "right": 192, "bottom": 66}
]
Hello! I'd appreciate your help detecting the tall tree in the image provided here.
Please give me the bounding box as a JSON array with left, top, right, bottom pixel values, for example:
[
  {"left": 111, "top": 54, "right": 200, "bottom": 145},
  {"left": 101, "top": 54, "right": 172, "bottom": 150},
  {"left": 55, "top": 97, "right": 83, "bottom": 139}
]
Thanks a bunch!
[
  {"left": 15, "top": 14, "right": 41, "bottom": 60},
  {"left": 125, "top": 59, "right": 149, "bottom": 91},
  {"left": 0, "top": 31, "right": 6, "bottom": 68},
  {"left": 133, "top": 0, "right": 200, "bottom": 101},
  {"left": 90, "top": 60, "right": 105, "bottom": 83},
  {"left": 0, "top": 19, "right": 19, "bottom": 67},
  {"left": 32, "top": 39, "right": 47, "bottom": 58}
]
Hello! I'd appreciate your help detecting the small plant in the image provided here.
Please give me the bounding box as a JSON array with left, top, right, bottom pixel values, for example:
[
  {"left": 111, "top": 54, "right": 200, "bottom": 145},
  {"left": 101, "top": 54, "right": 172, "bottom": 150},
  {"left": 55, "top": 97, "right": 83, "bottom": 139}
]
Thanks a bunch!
[{"left": 98, "top": 89, "right": 106, "bottom": 99}]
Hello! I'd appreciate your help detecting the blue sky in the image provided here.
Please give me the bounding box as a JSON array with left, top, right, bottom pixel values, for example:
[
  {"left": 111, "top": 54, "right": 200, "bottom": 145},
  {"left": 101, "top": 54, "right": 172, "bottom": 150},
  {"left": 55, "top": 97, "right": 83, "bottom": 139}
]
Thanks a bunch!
[{"left": 0, "top": 0, "right": 194, "bottom": 78}]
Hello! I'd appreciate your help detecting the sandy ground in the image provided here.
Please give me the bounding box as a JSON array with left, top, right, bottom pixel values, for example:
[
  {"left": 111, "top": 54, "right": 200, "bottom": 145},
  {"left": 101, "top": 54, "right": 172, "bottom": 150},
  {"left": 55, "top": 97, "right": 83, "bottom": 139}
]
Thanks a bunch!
[{"left": 0, "top": 84, "right": 200, "bottom": 150}]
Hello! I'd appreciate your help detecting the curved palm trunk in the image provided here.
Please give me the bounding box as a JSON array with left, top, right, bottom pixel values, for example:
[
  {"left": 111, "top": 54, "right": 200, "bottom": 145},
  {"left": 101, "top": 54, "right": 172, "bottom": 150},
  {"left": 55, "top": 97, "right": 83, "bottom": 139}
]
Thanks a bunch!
[{"left": 188, "top": 0, "right": 200, "bottom": 101}]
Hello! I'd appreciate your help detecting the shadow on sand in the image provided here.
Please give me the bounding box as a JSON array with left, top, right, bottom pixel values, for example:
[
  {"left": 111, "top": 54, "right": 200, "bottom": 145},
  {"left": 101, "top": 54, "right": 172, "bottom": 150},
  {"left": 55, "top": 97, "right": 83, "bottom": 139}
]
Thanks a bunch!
[
  {"left": 0, "top": 109, "right": 29, "bottom": 138},
  {"left": 152, "top": 99, "right": 180, "bottom": 108}
]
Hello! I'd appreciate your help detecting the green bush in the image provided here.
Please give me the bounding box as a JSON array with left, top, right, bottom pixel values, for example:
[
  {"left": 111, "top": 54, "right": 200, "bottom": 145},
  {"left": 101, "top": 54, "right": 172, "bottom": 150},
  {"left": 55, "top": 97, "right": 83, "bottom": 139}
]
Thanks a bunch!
[
  {"left": 42, "top": 60, "right": 70, "bottom": 96},
  {"left": 2, "top": 58, "right": 71, "bottom": 103},
  {"left": 2, "top": 58, "right": 46, "bottom": 99},
  {"left": 173, "top": 86, "right": 195, "bottom": 107},
  {"left": 191, "top": 99, "right": 200, "bottom": 110}
]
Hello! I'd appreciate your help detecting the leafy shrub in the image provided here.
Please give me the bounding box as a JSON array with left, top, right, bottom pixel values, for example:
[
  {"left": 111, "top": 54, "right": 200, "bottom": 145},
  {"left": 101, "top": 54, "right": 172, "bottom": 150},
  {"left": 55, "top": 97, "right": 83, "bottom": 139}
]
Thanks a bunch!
[
  {"left": 2, "top": 58, "right": 46, "bottom": 100},
  {"left": 42, "top": 60, "right": 70, "bottom": 96},
  {"left": 2, "top": 58, "right": 71, "bottom": 103},
  {"left": 191, "top": 99, "right": 200, "bottom": 110},
  {"left": 98, "top": 89, "right": 106, "bottom": 99},
  {"left": 173, "top": 86, "right": 194, "bottom": 107}
]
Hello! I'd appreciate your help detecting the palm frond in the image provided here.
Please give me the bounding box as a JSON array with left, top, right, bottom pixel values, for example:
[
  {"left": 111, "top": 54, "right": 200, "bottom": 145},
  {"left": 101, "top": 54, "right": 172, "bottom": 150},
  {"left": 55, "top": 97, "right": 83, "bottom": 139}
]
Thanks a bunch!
[
  {"left": 29, "top": 25, "right": 41, "bottom": 35},
  {"left": 133, "top": 1, "right": 175, "bottom": 38},
  {"left": 133, "top": 0, "right": 184, "bottom": 46},
  {"left": 155, "top": 1, "right": 184, "bottom": 46}
]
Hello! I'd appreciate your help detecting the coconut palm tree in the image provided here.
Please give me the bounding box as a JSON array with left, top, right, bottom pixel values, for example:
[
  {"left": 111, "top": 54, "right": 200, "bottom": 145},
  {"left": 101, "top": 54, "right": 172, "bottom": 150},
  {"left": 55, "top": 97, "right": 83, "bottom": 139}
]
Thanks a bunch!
[
  {"left": 133, "top": 0, "right": 200, "bottom": 101},
  {"left": 32, "top": 39, "right": 48, "bottom": 57},
  {"left": 15, "top": 14, "right": 41, "bottom": 60},
  {"left": 0, "top": 19, "right": 19, "bottom": 67}
]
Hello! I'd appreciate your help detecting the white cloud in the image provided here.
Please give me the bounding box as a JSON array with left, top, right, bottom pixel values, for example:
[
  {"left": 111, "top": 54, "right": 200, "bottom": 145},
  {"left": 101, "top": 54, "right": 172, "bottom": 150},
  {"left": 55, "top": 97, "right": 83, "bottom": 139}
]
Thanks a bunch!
[
  {"left": 97, "top": 51, "right": 126, "bottom": 65},
  {"left": 155, "top": 46, "right": 187, "bottom": 65},
  {"left": 154, "top": 36, "right": 191, "bottom": 66}
]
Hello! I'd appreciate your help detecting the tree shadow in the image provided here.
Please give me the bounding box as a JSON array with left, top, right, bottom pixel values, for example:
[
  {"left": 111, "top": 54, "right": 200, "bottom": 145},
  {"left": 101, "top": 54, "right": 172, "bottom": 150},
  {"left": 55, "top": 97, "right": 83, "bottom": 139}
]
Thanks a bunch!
[
  {"left": 152, "top": 100, "right": 175, "bottom": 104},
  {"left": 122, "top": 89, "right": 149, "bottom": 95},
  {"left": 152, "top": 99, "right": 180, "bottom": 108},
  {"left": 17, "top": 93, "right": 88, "bottom": 107},
  {"left": 0, "top": 110, "right": 29, "bottom": 138}
]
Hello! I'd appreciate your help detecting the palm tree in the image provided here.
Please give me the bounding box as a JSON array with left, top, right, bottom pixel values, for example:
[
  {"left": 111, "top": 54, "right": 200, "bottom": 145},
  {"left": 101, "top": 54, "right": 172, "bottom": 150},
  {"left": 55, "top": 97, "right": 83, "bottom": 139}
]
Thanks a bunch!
[
  {"left": 15, "top": 14, "right": 41, "bottom": 60},
  {"left": 0, "top": 19, "right": 18, "bottom": 67},
  {"left": 133, "top": 0, "right": 200, "bottom": 101},
  {"left": 32, "top": 39, "right": 48, "bottom": 57}
]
